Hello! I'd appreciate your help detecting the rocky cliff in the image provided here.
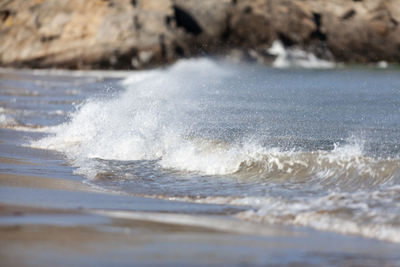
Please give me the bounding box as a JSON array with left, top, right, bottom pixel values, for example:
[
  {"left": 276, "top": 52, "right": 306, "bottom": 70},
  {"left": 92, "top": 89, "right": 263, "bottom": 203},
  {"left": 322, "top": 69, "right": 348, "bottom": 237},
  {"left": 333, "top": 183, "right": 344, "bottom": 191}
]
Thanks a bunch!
[{"left": 0, "top": 0, "right": 399, "bottom": 69}]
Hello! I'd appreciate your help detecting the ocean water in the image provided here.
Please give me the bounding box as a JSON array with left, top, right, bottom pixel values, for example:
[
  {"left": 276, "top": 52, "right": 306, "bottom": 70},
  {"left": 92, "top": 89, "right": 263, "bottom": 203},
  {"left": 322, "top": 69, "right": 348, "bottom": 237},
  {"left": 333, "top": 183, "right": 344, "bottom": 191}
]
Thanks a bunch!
[{"left": 1, "top": 58, "right": 400, "bottom": 243}]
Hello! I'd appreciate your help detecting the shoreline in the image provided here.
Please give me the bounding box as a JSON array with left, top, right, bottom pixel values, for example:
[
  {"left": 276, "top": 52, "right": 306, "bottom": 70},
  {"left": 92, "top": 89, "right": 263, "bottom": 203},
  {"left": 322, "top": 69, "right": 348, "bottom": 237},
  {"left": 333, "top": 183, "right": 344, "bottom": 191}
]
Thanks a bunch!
[{"left": 1, "top": 172, "right": 400, "bottom": 266}]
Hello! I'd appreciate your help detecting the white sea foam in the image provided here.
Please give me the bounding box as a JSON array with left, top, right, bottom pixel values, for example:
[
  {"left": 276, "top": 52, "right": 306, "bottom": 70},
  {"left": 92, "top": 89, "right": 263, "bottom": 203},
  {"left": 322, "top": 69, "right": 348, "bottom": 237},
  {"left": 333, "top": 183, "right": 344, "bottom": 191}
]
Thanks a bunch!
[
  {"left": 176, "top": 185, "right": 400, "bottom": 243},
  {"left": 267, "top": 40, "right": 335, "bottom": 69},
  {"left": 0, "top": 107, "right": 17, "bottom": 127},
  {"left": 237, "top": 185, "right": 400, "bottom": 243},
  {"left": 0, "top": 114, "right": 16, "bottom": 127},
  {"left": 31, "top": 58, "right": 236, "bottom": 176}
]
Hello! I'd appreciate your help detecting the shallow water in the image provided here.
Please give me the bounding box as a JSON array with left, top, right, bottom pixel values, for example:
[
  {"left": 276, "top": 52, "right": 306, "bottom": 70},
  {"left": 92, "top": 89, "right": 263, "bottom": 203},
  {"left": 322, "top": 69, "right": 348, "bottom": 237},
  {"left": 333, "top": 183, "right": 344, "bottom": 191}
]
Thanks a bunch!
[{"left": 1, "top": 59, "right": 400, "bottom": 243}]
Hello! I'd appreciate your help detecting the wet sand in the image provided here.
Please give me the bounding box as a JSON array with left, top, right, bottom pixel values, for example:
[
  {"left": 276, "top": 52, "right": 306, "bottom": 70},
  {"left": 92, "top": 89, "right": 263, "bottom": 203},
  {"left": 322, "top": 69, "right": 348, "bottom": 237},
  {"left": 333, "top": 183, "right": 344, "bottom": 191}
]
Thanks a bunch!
[
  {"left": 2, "top": 204, "right": 400, "bottom": 266},
  {"left": 0, "top": 173, "right": 100, "bottom": 192}
]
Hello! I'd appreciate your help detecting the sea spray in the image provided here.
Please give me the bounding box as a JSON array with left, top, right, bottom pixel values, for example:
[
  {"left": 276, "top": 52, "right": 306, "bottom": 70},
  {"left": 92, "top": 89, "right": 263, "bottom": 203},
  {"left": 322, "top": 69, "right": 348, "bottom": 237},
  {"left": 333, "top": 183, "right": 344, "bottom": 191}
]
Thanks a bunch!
[
  {"left": 32, "top": 59, "right": 400, "bottom": 185},
  {"left": 29, "top": 58, "right": 400, "bottom": 243}
]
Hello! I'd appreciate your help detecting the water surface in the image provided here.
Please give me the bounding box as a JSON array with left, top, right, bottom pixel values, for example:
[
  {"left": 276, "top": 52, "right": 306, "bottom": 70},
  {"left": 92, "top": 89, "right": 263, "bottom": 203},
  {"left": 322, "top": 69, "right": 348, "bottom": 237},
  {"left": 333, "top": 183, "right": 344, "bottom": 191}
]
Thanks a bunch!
[{"left": 2, "top": 59, "right": 400, "bottom": 243}]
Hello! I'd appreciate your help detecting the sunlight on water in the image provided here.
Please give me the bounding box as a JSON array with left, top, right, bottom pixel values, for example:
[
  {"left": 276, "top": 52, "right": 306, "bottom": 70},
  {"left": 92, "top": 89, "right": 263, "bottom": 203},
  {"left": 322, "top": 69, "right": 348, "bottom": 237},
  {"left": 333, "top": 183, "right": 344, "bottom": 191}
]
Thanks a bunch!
[{"left": 6, "top": 58, "right": 399, "bottom": 243}]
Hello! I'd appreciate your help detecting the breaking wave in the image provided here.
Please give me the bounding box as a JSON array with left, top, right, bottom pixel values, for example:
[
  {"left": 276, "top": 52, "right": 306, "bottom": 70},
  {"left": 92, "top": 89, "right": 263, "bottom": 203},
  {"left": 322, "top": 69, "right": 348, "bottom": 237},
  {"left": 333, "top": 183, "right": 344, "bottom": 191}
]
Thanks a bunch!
[
  {"left": 30, "top": 59, "right": 400, "bottom": 187},
  {"left": 29, "top": 58, "right": 400, "bottom": 243}
]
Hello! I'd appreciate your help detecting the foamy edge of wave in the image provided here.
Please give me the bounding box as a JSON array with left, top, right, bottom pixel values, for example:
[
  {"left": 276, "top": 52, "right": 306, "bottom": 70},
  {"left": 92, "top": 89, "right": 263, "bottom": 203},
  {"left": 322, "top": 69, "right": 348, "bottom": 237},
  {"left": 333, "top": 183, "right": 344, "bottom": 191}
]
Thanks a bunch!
[
  {"left": 238, "top": 209, "right": 400, "bottom": 243},
  {"left": 169, "top": 190, "right": 400, "bottom": 243}
]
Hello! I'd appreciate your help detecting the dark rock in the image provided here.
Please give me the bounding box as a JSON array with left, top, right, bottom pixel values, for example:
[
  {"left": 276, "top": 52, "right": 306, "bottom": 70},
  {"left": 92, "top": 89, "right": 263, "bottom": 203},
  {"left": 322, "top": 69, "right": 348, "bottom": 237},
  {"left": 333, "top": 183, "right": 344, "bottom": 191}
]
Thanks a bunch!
[{"left": 173, "top": 5, "right": 203, "bottom": 36}]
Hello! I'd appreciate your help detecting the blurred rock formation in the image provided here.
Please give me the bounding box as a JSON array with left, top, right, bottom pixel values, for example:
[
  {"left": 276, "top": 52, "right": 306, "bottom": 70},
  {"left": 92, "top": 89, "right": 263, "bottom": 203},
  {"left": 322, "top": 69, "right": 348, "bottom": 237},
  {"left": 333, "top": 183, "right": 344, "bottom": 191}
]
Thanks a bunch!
[{"left": 0, "top": 0, "right": 399, "bottom": 69}]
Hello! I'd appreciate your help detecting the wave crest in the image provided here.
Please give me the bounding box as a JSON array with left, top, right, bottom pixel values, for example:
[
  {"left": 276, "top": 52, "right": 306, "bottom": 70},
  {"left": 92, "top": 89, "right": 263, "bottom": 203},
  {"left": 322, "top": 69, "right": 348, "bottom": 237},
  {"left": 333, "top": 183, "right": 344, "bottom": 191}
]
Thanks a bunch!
[{"left": 30, "top": 58, "right": 400, "bottom": 187}]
